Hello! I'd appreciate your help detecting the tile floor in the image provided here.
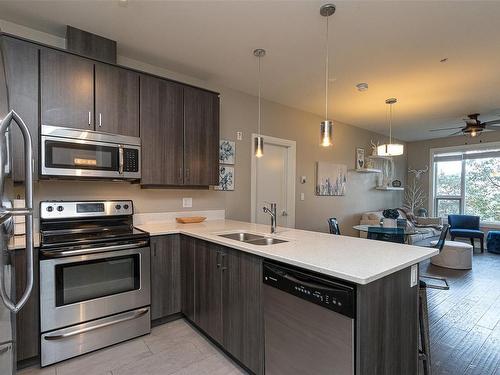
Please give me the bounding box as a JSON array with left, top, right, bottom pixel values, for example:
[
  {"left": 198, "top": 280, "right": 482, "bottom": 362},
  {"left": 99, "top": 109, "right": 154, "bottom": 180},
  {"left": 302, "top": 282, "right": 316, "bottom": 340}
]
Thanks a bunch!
[{"left": 19, "top": 319, "right": 246, "bottom": 375}]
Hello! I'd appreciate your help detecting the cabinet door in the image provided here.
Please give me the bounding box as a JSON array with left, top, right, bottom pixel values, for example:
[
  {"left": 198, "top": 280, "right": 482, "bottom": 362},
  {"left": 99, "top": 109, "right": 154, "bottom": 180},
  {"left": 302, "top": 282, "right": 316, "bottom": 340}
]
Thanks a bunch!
[
  {"left": 2, "top": 37, "right": 39, "bottom": 183},
  {"left": 183, "top": 87, "right": 219, "bottom": 186},
  {"left": 150, "top": 235, "right": 181, "bottom": 320},
  {"left": 140, "top": 75, "right": 184, "bottom": 186},
  {"left": 194, "top": 240, "right": 223, "bottom": 344},
  {"left": 180, "top": 235, "right": 195, "bottom": 321},
  {"left": 40, "top": 48, "right": 94, "bottom": 130},
  {"left": 14, "top": 248, "right": 39, "bottom": 362},
  {"left": 95, "top": 64, "right": 139, "bottom": 137},
  {"left": 222, "top": 248, "right": 264, "bottom": 375}
]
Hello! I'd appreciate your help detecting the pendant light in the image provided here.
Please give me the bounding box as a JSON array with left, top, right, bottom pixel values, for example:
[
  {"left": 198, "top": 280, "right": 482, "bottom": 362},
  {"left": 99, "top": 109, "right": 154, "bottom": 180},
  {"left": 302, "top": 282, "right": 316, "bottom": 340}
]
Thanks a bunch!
[
  {"left": 378, "top": 98, "right": 404, "bottom": 156},
  {"left": 254, "top": 48, "right": 266, "bottom": 158},
  {"left": 320, "top": 4, "right": 336, "bottom": 147}
]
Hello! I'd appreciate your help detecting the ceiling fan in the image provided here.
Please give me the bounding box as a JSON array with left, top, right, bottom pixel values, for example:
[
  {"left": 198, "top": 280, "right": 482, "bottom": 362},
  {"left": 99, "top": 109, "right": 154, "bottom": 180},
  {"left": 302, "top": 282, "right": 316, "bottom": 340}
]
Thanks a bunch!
[{"left": 429, "top": 113, "right": 500, "bottom": 137}]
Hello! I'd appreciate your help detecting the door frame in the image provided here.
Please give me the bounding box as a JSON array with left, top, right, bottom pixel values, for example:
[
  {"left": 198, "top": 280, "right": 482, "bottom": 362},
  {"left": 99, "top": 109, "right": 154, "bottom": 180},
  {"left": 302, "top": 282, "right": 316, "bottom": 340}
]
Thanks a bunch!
[{"left": 251, "top": 134, "right": 296, "bottom": 228}]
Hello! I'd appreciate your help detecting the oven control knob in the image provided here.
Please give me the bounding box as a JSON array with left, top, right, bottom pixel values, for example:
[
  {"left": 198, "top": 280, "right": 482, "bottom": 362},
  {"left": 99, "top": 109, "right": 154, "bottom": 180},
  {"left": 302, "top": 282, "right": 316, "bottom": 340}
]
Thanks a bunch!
[
  {"left": 123, "top": 204, "right": 129, "bottom": 210},
  {"left": 57, "top": 206, "right": 64, "bottom": 212},
  {"left": 115, "top": 204, "right": 122, "bottom": 210},
  {"left": 46, "top": 206, "right": 53, "bottom": 212}
]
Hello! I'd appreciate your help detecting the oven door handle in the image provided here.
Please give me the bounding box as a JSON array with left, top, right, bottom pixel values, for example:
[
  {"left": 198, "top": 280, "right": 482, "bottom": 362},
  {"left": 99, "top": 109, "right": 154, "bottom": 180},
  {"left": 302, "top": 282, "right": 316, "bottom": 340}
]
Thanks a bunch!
[
  {"left": 43, "top": 308, "right": 149, "bottom": 341},
  {"left": 41, "top": 240, "right": 149, "bottom": 258}
]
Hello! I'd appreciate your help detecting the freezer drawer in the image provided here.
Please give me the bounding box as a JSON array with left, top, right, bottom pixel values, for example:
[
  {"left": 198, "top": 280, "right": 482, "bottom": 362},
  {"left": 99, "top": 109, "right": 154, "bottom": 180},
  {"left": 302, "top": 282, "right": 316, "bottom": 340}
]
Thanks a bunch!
[{"left": 41, "top": 307, "right": 150, "bottom": 366}]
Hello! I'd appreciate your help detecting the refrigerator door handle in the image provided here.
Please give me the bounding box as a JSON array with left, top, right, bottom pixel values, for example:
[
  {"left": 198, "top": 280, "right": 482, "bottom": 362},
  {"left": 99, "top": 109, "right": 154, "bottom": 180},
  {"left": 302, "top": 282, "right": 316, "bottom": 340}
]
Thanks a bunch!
[{"left": 0, "top": 110, "right": 34, "bottom": 313}]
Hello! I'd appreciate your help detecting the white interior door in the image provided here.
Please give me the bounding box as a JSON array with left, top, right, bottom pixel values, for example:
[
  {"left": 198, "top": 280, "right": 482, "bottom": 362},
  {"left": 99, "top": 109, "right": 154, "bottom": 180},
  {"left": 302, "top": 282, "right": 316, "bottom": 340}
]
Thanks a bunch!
[{"left": 252, "top": 135, "right": 296, "bottom": 228}]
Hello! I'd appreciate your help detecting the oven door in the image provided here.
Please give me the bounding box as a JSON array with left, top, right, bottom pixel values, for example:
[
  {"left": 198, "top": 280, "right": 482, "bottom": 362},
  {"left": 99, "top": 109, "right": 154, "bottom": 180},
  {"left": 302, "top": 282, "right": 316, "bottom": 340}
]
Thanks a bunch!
[
  {"left": 40, "top": 246, "right": 150, "bottom": 333},
  {"left": 41, "top": 135, "right": 122, "bottom": 178}
]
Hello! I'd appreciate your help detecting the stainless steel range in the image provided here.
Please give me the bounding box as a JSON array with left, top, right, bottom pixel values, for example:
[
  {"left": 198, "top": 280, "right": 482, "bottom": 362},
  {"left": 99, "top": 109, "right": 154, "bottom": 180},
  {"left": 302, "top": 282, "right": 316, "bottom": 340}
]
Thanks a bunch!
[{"left": 39, "top": 200, "right": 151, "bottom": 367}]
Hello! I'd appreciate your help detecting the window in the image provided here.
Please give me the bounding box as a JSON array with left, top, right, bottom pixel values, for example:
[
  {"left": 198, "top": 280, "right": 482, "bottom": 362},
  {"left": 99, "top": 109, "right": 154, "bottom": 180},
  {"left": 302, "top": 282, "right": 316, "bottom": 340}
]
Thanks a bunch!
[{"left": 432, "top": 144, "right": 500, "bottom": 224}]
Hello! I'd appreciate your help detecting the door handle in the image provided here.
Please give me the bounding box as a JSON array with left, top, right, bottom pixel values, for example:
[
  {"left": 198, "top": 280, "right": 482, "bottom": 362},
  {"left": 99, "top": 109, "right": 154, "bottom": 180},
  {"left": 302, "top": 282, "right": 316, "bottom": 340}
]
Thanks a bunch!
[
  {"left": 0, "top": 110, "right": 34, "bottom": 313},
  {"left": 44, "top": 308, "right": 149, "bottom": 340},
  {"left": 118, "top": 145, "right": 124, "bottom": 175}
]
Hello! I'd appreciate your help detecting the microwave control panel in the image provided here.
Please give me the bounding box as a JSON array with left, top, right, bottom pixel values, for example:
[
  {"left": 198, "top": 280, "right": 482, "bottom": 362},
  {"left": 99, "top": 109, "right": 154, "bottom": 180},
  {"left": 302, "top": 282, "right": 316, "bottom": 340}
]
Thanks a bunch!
[{"left": 123, "top": 148, "right": 139, "bottom": 172}]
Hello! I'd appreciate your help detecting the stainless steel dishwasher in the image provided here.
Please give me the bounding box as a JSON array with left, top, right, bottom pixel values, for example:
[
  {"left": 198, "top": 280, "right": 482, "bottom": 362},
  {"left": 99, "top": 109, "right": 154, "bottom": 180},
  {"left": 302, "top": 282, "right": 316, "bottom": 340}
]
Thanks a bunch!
[{"left": 263, "top": 261, "right": 356, "bottom": 375}]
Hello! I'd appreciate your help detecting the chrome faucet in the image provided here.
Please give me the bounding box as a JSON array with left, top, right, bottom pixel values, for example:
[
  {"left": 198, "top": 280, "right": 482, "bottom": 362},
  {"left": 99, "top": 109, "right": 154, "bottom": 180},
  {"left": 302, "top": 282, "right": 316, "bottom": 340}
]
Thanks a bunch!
[{"left": 263, "top": 202, "right": 277, "bottom": 234}]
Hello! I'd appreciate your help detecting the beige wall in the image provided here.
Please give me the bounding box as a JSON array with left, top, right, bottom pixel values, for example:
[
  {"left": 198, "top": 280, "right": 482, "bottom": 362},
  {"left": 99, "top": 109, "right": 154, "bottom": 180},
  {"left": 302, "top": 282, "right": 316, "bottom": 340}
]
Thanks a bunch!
[{"left": 4, "top": 19, "right": 406, "bottom": 235}]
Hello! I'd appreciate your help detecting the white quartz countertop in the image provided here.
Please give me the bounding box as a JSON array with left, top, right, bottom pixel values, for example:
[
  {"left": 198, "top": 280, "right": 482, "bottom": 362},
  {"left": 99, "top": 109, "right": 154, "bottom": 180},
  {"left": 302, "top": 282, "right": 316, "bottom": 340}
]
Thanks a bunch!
[{"left": 136, "top": 219, "right": 438, "bottom": 285}]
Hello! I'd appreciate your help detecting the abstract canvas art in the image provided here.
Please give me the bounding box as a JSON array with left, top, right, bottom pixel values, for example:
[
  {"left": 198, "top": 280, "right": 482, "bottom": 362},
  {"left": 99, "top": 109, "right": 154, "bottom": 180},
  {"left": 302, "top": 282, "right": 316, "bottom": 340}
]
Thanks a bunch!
[
  {"left": 316, "top": 162, "right": 347, "bottom": 196},
  {"left": 216, "top": 166, "right": 234, "bottom": 191},
  {"left": 219, "top": 140, "right": 235, "bottom": 165}
]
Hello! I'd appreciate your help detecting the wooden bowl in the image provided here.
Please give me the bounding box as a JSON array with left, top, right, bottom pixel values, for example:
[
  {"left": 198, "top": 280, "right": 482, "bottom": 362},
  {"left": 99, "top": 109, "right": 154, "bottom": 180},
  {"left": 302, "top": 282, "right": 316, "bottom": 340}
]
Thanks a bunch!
[{"left": 176, "top": 216, "right": 207, "bottom": 224}]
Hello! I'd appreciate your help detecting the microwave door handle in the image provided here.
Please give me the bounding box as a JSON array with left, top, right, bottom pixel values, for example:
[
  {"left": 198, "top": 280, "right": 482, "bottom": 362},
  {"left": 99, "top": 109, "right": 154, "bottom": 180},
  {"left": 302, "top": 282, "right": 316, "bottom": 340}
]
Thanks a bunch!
[
  {"left": 118, "top": 145, "right": 124, "bottom": 175},
  {"left": 0, "top": 110, "right": 34, "bottom": 313}
]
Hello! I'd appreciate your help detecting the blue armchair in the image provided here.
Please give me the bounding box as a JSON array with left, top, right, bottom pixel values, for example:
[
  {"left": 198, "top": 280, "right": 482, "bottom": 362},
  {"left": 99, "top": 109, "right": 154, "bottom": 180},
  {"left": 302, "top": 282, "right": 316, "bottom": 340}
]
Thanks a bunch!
[{"left": 448, "top": 215, "right": 484, "bottom": 253}]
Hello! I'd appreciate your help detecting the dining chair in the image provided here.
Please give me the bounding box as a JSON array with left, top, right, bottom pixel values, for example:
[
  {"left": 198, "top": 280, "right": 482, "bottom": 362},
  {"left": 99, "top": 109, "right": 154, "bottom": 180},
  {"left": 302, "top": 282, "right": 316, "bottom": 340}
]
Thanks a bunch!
[
  {"left": 367, "top": 226, "right": 404, "bottom": 244},
  {"left": 327, "top": 217, "right": 341, "bottom": 235},
  {"left": 419, "top": 224, "right": 450, "bottom": 375}
]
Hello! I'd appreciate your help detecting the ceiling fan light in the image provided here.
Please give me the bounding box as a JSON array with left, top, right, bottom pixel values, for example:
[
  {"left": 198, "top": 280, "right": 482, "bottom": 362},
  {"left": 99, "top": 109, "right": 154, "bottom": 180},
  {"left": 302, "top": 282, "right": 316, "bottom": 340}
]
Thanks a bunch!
[
  {"left": 377, "top": 143, "right": 404, "bottom": 156},
  {"left": 254, "top": 136, "right": 264, "bottom": 158}
]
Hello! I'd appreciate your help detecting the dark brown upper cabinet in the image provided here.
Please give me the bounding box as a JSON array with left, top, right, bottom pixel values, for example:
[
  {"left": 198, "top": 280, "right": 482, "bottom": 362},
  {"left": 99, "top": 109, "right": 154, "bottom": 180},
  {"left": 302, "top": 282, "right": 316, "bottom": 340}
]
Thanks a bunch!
[
  {"left": 40, "top": 48, "right": 94, "bottom": 130},
  {"left": 140, "top": 76, "right": 220, "bottom": 187},
  {"left": 184, "top": 86, "right": 220, "bottom": 186},
  {"left": 41, "top": 49, "right": 139, "bottom": 137},
  {"left": 140, "top": 75, "right": 184, "bottom": 186},
  {"left": 95, "top": 63, "right": 139, "bottom": 137},
  {"left": 2, "top": 36, "right": 39, "bottom": 183}
]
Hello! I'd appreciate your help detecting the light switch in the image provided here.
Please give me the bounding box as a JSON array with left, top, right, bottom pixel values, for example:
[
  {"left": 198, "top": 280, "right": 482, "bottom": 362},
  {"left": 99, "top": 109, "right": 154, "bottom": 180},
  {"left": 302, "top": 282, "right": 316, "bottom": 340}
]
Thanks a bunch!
[
  {"left": 300, "top": 193, "right": 305, "bottom": 201},
  {"left": 236, "top": 132, "right": 243, "bottom": 141},
  {"left": 182, "top": 197, "right": 192, "bottom": 208}
]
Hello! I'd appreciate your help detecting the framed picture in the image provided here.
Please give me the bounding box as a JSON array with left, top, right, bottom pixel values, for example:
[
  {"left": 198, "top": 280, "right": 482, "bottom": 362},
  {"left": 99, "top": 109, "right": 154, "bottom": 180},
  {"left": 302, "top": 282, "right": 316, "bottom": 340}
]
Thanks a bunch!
[
  {"left": 219, "top": 140, "right": 235, "bottom": 165},
  {"left": 356, "top": 148, "right": 365, "bottom": 170},
  {"left": 216, "top": 166, "right": 234, "bottom": 191},
  {"left": 316, "top": 162, "right": 347, "bottom": 196}
]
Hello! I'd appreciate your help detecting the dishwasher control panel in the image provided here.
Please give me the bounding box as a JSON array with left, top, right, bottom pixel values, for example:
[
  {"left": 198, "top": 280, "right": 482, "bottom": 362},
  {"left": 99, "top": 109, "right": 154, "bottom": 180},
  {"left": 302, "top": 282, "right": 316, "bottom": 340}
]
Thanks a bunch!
[{"left": 263, "top": 261, "right": 356, "bottom": 318}]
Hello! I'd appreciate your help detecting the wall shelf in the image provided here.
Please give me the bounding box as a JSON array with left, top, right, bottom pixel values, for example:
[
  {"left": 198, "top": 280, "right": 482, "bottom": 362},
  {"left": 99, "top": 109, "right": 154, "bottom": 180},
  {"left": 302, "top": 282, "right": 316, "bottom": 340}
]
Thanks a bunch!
[
  {"left": 368, "top": 155, "right": 393, "bottom": 161},
  {"left": 376, "top": 186, "right": 404, "bottom": 191},
  {"left": 353, "top": 168, "right": 382, "bottom": 173}
]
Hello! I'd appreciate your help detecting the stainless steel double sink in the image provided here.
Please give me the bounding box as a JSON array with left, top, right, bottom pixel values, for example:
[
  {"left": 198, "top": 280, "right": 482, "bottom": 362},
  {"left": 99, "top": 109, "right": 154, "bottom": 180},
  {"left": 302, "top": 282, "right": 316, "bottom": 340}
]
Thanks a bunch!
[{"left": 218, "top": 232, "right": 287, "bottom": 246}]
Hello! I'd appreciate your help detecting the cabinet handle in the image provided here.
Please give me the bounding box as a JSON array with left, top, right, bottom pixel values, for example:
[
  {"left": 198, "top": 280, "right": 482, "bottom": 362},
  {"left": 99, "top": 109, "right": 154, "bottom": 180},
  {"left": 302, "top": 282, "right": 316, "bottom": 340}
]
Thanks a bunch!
[
  {"left": 216, "top": 251, "right": 221, "bottom": 268},
  {"left": 220, "top": 253, "right": 227, "bottom": 271},
  {"left": 99, "top": 113, "right": 102, "bottom": 127},
  {"left": 153, "top": 243, "right": 156, "bottom": 257},
  {"left": 179, "top": 168, "right": 183, "bottom": 182},
  {"left": 186, "top": 168, "right": 190, "bottom": 182},
  {"left": 88, "top": 111, "right": 92, "bottom": 126}
]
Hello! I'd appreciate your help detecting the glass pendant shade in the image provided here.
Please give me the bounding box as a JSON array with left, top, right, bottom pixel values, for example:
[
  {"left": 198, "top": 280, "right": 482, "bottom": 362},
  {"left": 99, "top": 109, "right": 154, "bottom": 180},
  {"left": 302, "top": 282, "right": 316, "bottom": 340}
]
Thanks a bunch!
[
  {"left": 254, "top": 136, "right": 264, "bottom": 158},
  {"left": 320, "top": 120, "right": 333, "bottom": 147},
  {"left": 377, "top": 143, "right": 404, "bottom": 156}
]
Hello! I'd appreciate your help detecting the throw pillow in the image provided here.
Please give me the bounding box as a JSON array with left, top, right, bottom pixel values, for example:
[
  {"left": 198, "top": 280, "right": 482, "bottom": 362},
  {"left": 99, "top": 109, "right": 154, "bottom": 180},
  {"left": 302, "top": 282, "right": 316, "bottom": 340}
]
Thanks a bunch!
[{"left": 382, "top": 209, "right": 400, "bottom": 220}]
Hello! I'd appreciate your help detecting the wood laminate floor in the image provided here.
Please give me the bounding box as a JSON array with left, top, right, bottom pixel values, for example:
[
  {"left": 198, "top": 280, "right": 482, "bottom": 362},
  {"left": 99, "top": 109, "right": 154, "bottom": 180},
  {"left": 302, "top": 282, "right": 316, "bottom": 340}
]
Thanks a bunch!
[
  {"left": 420, "top": 251, "right": 500, "bottom": 375},
  {"left": 19, "top": 319, "right": 246, "bottom": 375}
]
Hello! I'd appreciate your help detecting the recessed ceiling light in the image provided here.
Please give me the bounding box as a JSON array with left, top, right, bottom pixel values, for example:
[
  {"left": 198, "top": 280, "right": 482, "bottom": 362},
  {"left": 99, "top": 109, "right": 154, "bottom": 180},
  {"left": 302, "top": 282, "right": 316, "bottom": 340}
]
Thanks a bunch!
[
  {"left": 355, "top": 82, "right": 368, "bottom": 92},
  {"left": 118, "top": 0, "right": 128, "bottom": 7},
  {"left": 440, "top": 58, "right": 448, "bottom": 63}
]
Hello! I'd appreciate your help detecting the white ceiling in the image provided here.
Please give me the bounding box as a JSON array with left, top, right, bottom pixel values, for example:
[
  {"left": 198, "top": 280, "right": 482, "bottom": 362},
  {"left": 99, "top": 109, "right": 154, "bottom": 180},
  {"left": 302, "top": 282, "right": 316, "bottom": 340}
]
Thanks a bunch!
[{"left": 1, "top": 0, "right": 500, "bottom": 141}]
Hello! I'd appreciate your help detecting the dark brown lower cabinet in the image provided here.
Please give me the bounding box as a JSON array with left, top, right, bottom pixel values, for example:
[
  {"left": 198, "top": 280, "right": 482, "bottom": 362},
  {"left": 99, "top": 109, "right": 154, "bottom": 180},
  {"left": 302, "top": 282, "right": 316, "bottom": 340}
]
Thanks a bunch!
[
  {"left": 193, "top": 240, "right": 223, "bottom": 344},
  {"left": 13, "top": 248, "right": 39, "bottom": 362},
  {"left": 181, "top": 236, "right": 264, "bottom": 374},
  {"left": 180, "top": 236, "right": 195, "bottom": 321},
  {"left": 222, "top": 247, "right": 264, "bottom": 375},
  {"left": 150, "top": 235, "right": 181, "bottom": 320}
]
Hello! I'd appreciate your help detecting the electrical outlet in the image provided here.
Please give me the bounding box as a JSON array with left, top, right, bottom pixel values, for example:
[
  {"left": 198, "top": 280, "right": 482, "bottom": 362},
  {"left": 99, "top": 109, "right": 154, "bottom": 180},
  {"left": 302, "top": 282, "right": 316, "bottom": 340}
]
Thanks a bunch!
[
  {"left": 410, "top": 264, "right": 418, "bottom": 287},
  {"left": 236, "top": 132, "right": 243, "bottom": 141},
  {"left": 182, "top": 197, "right": 192, "bottom": 208}
]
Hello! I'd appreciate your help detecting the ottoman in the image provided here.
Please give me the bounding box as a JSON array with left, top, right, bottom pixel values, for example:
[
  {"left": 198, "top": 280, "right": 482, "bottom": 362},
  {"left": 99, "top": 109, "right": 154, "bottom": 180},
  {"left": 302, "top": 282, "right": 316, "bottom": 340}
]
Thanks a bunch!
[
  {"left": 487, "top": 231, "right": 500, "bottom": 254},
  {"left": 430, "top": 240, "right": 473, "bottom": 270}
]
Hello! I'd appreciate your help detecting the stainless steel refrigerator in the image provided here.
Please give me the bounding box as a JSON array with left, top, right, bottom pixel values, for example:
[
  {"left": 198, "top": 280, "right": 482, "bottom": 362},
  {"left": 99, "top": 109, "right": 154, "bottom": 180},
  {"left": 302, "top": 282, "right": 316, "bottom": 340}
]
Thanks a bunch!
[{"left": 0, "top": 33, "right": 35, "bottom": 375}]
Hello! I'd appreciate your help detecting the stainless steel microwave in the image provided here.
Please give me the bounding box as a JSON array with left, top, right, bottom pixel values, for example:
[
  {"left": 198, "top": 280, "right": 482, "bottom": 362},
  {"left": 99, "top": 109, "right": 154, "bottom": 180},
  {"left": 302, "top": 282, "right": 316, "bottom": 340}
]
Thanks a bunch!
[{"left": 41, "top": 125, "right": 141, "bottom": 180}]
